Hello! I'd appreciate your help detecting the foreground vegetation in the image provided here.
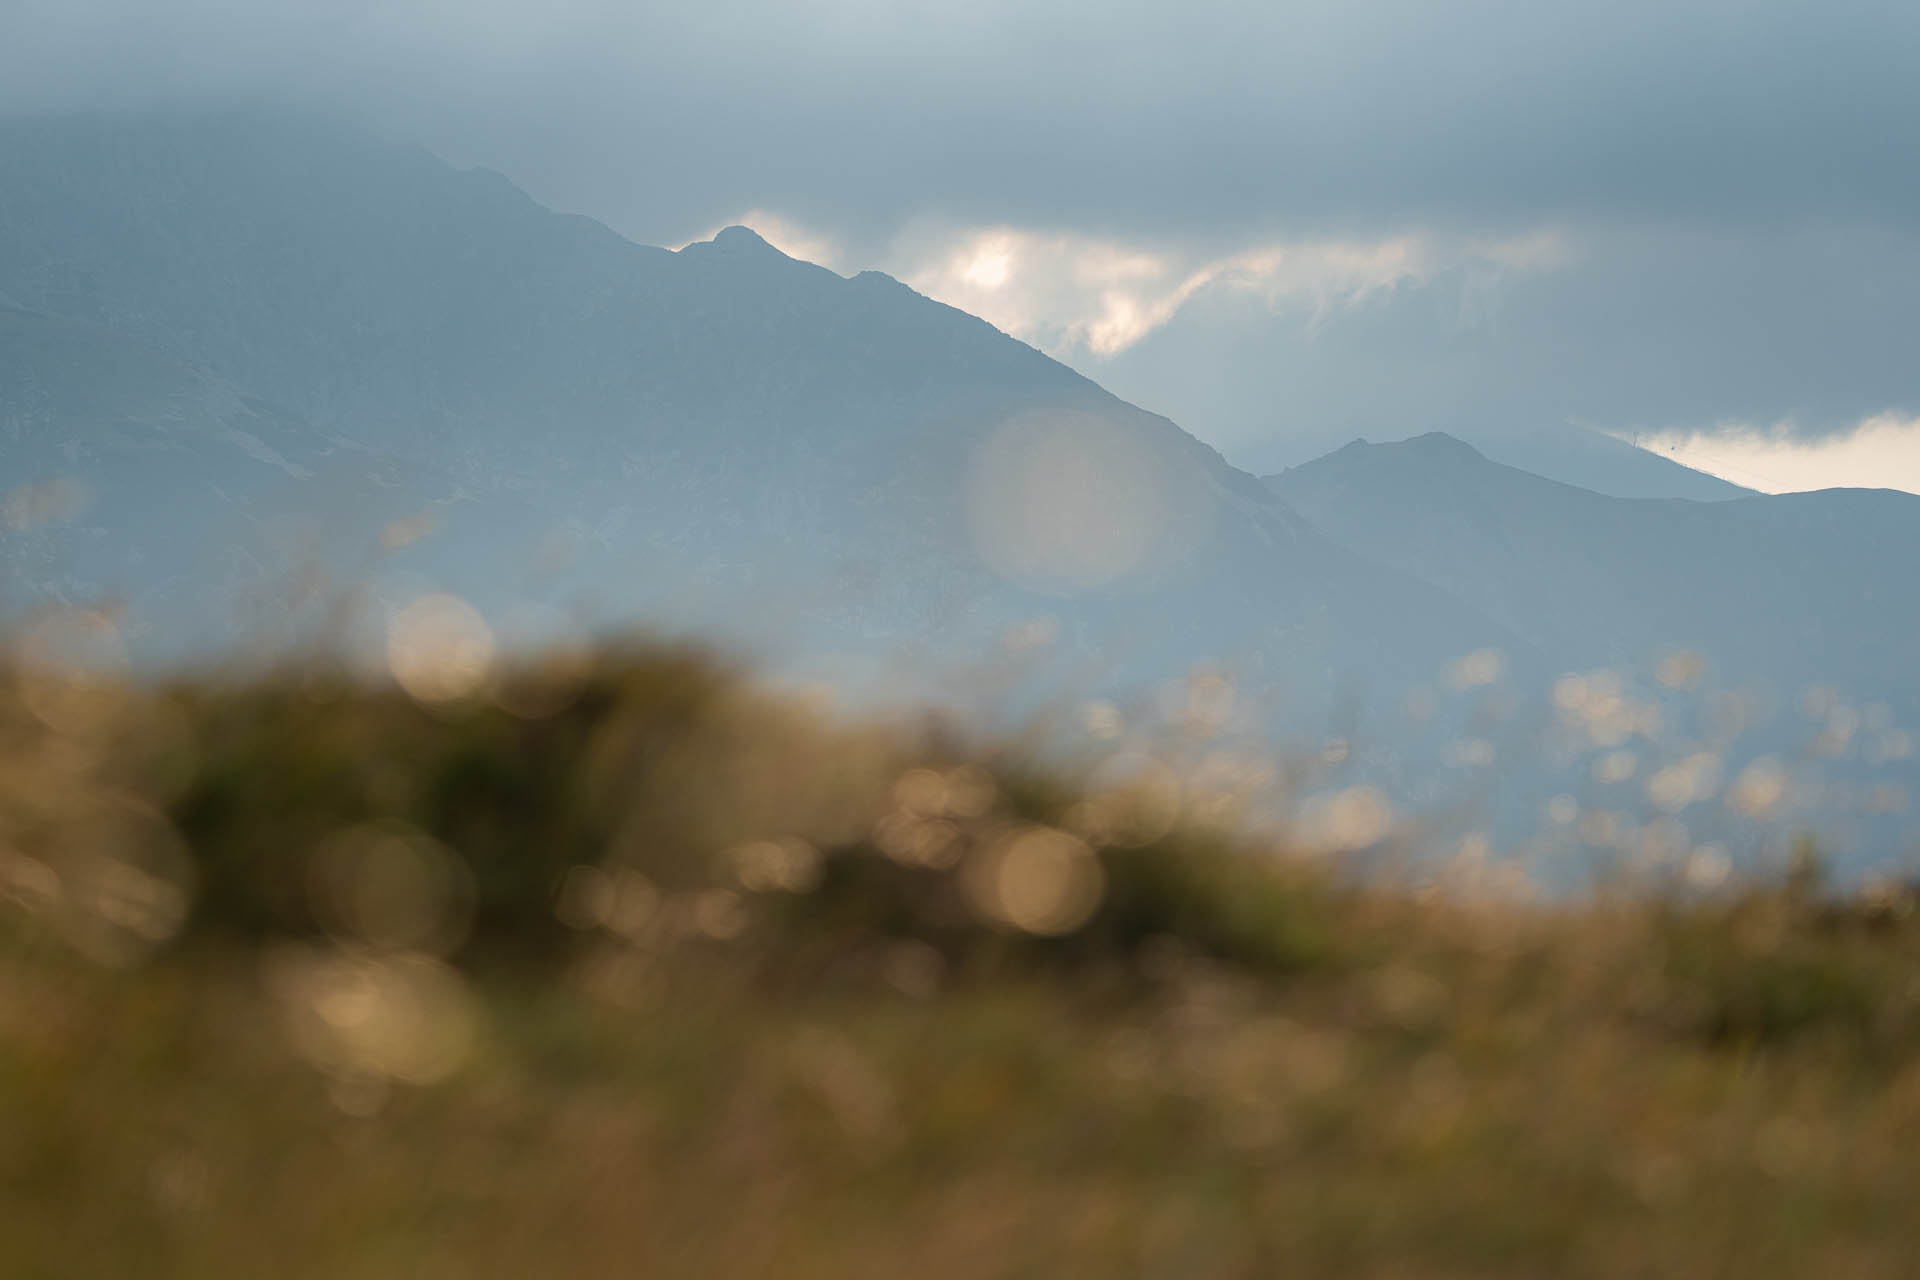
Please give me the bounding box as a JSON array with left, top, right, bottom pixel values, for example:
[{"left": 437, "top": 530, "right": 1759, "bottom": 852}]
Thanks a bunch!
[{"left": 8, "top": 623, "right": 1920, "bottom": 1276}]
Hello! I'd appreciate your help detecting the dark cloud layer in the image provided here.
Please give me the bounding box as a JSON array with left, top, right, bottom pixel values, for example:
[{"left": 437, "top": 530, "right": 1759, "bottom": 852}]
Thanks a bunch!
[{"left": 9, "top": 0, "right": 1919, "bottom": 246}]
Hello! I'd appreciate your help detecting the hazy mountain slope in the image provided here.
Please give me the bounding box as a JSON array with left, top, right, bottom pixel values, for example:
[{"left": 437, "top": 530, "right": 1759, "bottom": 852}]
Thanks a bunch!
[
  {"left": 1269, "top": 433, "right": 1920, "bottom": 698},
  {"left": 1466, "top": 424, "right": 1753, "bottom": 501},
  {"left": 0, "top": 305, "right": 442, "bottom": 655},
  {"left": 0, "top": 110, "right": 1514, "bottom": 700}
]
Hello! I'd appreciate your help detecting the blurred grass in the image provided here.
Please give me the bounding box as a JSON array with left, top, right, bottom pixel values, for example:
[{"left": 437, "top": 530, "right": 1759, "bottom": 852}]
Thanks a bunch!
[{"left": 8, "top": 633, "right": 1920, "bottom": 1276}]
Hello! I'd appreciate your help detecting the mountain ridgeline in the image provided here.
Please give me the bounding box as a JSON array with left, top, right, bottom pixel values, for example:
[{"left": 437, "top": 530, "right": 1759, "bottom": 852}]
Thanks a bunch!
[
  {"left": 0, "top": 111, "right": 1504, "bottom": 691},
  {"left": 1269, "top": 434, "right": 1920, "bottom": 702},
  {"left": 3, "top": 111, "right": 1916, "bottom": 867}
]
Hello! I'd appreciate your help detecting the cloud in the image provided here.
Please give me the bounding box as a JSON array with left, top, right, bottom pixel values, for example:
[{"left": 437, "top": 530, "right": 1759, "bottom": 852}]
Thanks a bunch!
[
  {"left": 897, "top": 227, "right": 1227, "bottom": 356},
  {"left": 720, "top": 215, "right": 1566, "bottom": 360},
  {"left": 911, "top": 226, "right": 1567, "bottom": 358},
  {"left": 1621, "top": 414, "right": 1920, "bottom": 496},
  {"left": 1089, "top": 221, "right": 1920, "bottom": 470},
  {"left": 6, "top": 0, "right": 1920, "bottom": 250}
]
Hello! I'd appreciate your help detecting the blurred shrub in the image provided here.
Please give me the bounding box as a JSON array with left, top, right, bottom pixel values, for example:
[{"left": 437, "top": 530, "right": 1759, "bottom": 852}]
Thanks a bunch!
[
  {"left": 1, "top": 632, "right": 1346, "bottom": 985},
  {"left": 9, "top": 622, "right": 1920, "bottom": 1059},
  {"left": 19, "top": 627, "right": 1920, "bottom": 1276}
]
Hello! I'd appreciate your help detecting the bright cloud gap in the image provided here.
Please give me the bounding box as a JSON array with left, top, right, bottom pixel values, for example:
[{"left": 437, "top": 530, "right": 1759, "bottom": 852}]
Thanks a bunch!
[
  {"left": 1622, "top": 414, "right": 1920, "bottom": 497},
  {"left": 698, "top": 212, "right": 1572, "bottom": 359}
]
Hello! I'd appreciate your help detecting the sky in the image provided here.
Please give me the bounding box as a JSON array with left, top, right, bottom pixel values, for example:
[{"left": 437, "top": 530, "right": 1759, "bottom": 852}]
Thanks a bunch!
[{"left": 7, "top": 0, "right": 1920, "bottom": 490}]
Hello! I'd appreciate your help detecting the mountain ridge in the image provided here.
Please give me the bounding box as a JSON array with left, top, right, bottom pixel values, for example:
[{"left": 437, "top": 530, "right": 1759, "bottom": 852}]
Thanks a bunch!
[
  {"left": 0, "top": 109, "right": 1516, "bottom": 705},
  {"left": 9, "top": 109, "right": 1920, "bottom": 863},
  {"left": 1264, "top": 429, "right": 1754, "bottom": 503},
  {"left": 1270, "top": 429, "right": 1920, "bottom": 693}
]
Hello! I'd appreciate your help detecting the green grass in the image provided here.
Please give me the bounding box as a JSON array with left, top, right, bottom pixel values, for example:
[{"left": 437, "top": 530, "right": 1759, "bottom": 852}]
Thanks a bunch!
[{"left": 8, "top": 637, "right": 1920, "bottom": 1276}]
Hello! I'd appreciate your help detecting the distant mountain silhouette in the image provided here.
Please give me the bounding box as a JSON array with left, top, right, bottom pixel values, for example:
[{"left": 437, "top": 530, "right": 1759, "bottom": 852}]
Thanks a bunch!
[
  {"left": 9, "top": 110, "right": 1920, "bottom": 867},
  {"left": 1270, "top": 433, "right": 1920, "bottom": 699},
  {"left": 0, "top": 110, "right": 1508, "bottom": 702}
]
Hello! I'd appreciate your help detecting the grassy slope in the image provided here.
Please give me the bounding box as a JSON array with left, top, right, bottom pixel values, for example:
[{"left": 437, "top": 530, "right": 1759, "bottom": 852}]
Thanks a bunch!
[{"left": 6, "top": 636, "right": 1920, "bottom": 1277}]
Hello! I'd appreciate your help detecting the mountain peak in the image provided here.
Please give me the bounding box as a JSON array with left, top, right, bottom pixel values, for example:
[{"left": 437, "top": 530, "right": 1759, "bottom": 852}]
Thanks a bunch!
[
  {"left": 691, "top": 224, "right": 788, "bottom": 259},
  {"left": 1398, "top": 431, "right": 1485, "bottom": 461},
  {"left": 1308, "top": 433, "right": 1485, "bottom": 470}
]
